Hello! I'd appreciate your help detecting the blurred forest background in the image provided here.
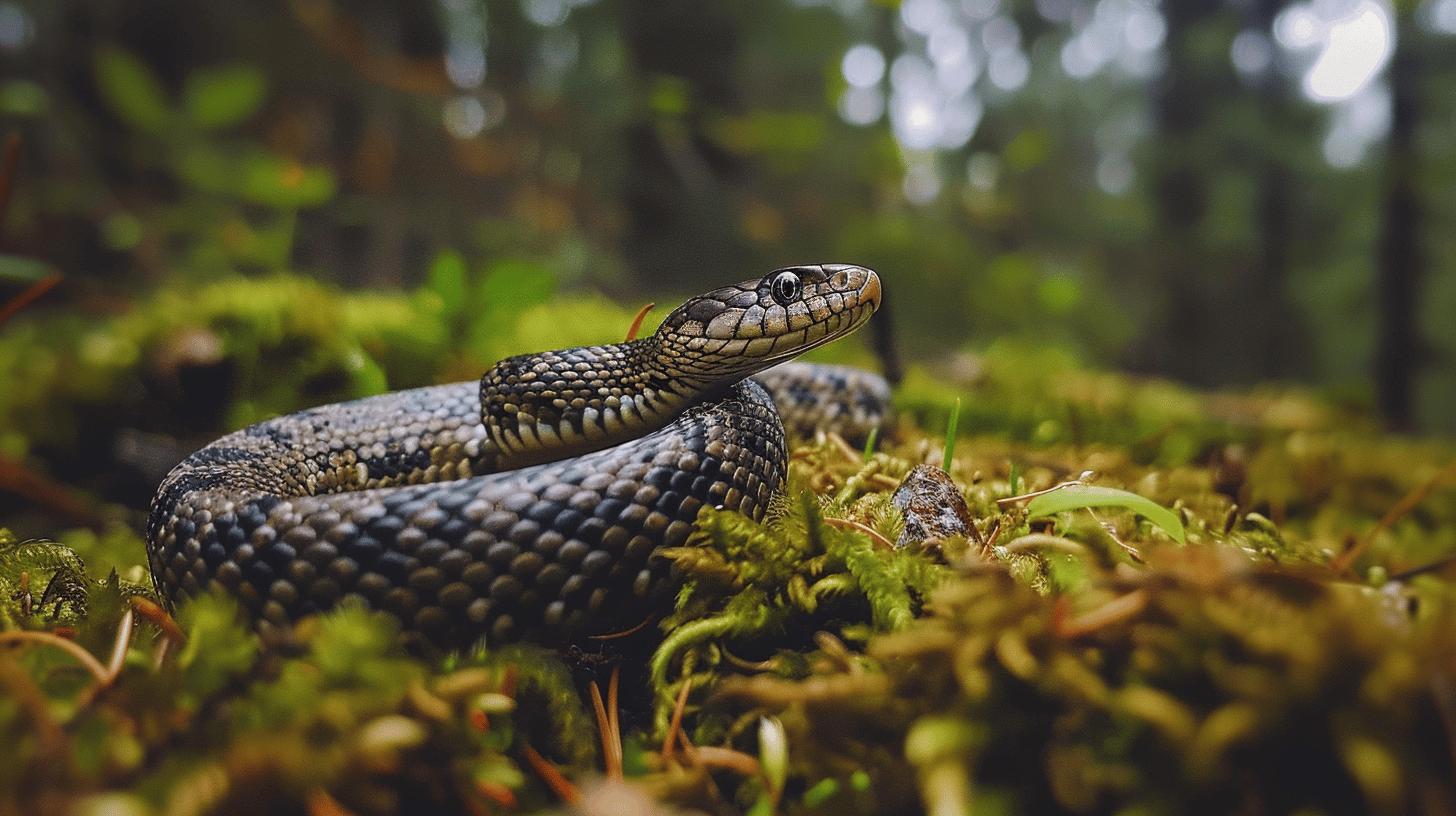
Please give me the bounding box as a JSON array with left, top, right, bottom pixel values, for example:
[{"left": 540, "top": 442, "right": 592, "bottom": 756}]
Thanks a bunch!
[
  {"left": 6, "top": 6, "right": 1456, "bottom": 812},
  {"left": 0, "top": 0, "right": 1454, "bottom": 525}
]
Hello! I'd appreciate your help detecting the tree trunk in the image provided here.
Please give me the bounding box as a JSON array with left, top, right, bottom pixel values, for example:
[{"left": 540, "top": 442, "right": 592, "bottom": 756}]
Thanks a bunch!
[{"left": 1374, "top": 13, "right": 1423, "bottom": 431}]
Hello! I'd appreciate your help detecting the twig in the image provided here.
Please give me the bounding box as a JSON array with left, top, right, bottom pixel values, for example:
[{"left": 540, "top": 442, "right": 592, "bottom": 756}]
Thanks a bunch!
[
  {"left": 306, "top": 789, "right": 357, "bottom": 816},
  {"left": 662, "top": 675, "right": 694, "bottom": 762},
  {"left": 0, "top": 629, "right": 108, "bottom": 682},
  {"left": 0, "top": 272, "right": 62, "bottom": 326},
  {"left": 1055, "top": 590, "right": 1149, "bottom": 638},
  {"left": 129, "top": 595, "right": 187, "bottom": 645},
  {"left": 1000, "top": 534, "right": 1088, "bottom": 555},
  {"left": 586, "top": 613, "right": 655, "bottom": 641},
  {"left": 823, "top": 517, "right": 896, "bottom": 550},
  {"left": 474, "top": 780, "right": 517, "bottom": 810},
  {"left": 588, "top": 677, "right": 622, "bottom": 779},
  {"left": 690, "top": 746, "right": 761, "bottom": 777},
  {"left": 522, "top": 744, "right": 580, "bottom": 804},
  {"left": 1332, "top": 459, "right": 1456, "bottom": 575},
  {"left": 1389, "top": 553, "right": 1456, "bottom": 582},
  {"left": 0, "top": 657, "right": 65, "bottom": 759},
  {"left": 1086, "top": 507, "right": 1143, "bottom": 563},
  {"left": 104, "top": 608, "right": 135, "bottom": 680},
  {"left": 607, "top": 664, "right": 621, "bottom": 779},
  {"left": 994, "top": 476, "right": 1090, "bottom": 508},
  {"left": 825, "top": 431, "right": 861, "bottom": 464},
  {"left": 289, "top": 0, "right": 451, "bottom": 95},
  {"left": 0, "top": 454, "right": 109, "bottom": 529}
]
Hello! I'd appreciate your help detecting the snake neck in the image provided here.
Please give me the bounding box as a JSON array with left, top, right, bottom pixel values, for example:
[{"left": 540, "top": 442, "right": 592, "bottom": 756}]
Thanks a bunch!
[{"left": 478, "top": 337, "right": 722, "bottom": 468}]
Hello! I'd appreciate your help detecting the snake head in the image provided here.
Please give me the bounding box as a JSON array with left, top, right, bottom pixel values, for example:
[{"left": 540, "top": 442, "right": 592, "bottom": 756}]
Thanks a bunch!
[
  {"left": 478, "top": 264, "right": 880, "bottom": 466},
  {"left": 655, "top": 264, "right": 882, "bottom": 381}
]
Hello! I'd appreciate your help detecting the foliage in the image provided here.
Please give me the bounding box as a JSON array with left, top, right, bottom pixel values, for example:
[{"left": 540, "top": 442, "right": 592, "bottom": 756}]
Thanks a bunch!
[{"left": 1026, "top": 484, "right": 1187, "bottom": 545}]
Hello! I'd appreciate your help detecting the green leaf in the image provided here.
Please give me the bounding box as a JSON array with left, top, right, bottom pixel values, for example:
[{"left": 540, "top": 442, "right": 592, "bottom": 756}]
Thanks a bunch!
[
  {"left": 94, "top": 46, "right": 172, "bottom": 132},
  {"left": 427, "top": 250, "right": 469, "bottom": 316},
  {"left": 942, "top": 398, "right": 960, "bottom": 471},
  {"left": 239, "top": 152, "right": 336, "bottom": 208},
  {"left": 862, "top": 425, "right": 880, "bottom": 462},
  {"left": 1026, "top": 485, "right": 1186, "bottom": 544},
  {"left": 478, "top": 259, "right": 556, "bottom": 315},
  {"left": 184, "top": 65, "right": 266, "bottom": 129},
  {"left": 0, "top": 80, "right": 48, "bottom": 117},
  {"left": 0, "top": 254, "right": 55, "bottom": 282}
]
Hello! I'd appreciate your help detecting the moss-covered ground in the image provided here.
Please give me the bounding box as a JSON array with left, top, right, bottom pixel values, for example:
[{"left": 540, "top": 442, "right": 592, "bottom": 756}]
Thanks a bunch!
[{"left": 2, "top": 276, "right": 1454, "bottom": 815}]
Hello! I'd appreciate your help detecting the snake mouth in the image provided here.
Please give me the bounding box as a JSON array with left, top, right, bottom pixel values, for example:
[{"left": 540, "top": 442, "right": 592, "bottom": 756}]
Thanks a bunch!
[
  {"left": 648, "top": 263, "right": 882, "bottom": 386},
  {"left": 752, "top": 295, "right": 878, "bottom": 366}
]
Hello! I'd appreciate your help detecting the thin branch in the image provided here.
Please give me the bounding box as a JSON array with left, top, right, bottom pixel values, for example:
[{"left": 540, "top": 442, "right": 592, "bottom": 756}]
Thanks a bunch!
[
  {"left": 690, "top": 746, "right": 761, "bottom": 777},
  {"left": 588, "top": 678, "right": 622, "bottom": 779},
  {"left": 1332, "top": 459, "right": 1456, "bottom": 575},
  {"left": 995, "top": 477, "right": 1091, "bottom": 508},
  {"left": 0, "top": 272, "right": 62, "bottom": 326},
  {"left": 1055, "top": 590, "right": 1149, "bottom": 638},
  {"left": 0, "top": 454, "right": 109, "bottom": 529},
  {"left": 129, "top": 595, "right": 187, "bottom": 645},
  {"left": 522, "top": 744, "right": 580, "bottom": 804},
  {"left": 607, "top": 664, "right": 621, "bottom": 778},
  {"left": 662, "top": 675, "right": 694, "bottom": 762},
  {"left": 0, "top": 630, "right": 108, "bottom": 682},
  {"left": 823, "top": 516, "right": 896, "bottom": 550},
  {"left": 586, "top": 613, "right": 655, "bottom": 641}
]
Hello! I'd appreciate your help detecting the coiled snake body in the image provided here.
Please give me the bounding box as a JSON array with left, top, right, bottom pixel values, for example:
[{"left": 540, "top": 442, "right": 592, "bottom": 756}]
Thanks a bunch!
[{"left": 147, "top": 266, "right": 885, "bottom": 647}]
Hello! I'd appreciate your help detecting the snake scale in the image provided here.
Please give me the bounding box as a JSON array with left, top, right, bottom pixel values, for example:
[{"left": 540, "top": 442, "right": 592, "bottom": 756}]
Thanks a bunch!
[{"left": 146, "top": 265, "right": 887, "bottom": 648}]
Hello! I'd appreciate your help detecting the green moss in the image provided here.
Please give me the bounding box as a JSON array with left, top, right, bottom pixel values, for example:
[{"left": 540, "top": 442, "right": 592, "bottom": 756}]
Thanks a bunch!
[{"left": 3, "top": 282, "right": 1456, "bottom": 814}]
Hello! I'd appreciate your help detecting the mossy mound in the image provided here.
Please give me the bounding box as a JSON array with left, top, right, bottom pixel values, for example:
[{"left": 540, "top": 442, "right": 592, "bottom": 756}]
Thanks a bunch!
[{"left": 1, "top": 279, "right": 1454, "bottom": 815}]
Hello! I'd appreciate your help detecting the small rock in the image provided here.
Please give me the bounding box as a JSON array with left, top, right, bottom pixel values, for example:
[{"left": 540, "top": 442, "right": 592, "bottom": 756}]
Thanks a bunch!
[{"left": 891, "top": 464, "right": 981, "bottom": 553}]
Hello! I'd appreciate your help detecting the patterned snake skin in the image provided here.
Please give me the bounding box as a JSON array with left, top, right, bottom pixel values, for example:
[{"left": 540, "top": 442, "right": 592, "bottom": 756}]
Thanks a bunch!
[{"left": 147, "top": 265, "right": 886, "bottom": 648}]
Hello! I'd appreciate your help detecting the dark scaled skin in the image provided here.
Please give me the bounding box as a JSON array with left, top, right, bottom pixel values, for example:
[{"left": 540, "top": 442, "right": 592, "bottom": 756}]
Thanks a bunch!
[{"left": 147, "top": 265, "right": 884, "bottom": 648}]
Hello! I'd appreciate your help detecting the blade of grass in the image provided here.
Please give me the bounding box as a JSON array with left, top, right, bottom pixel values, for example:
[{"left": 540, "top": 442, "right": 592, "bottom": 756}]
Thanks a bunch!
[
  {"left": 1026, "top": 484, "right": 1186, "bottom": 544},
  {"left": 862, "top": 426, "right": 880, "bottom": 463},
  {"left": 942, "top": 398, "right": 960, "bottom": 471}
]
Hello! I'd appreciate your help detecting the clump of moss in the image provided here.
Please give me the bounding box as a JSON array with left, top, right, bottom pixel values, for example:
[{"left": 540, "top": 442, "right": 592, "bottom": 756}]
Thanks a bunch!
[
  {"left": 712, "top": 550, "right": 1456, "bottom": 815},
  {"left": 4, "top": 287, "right": 1456, "bottom": 814},
  {"left": 0, "top": 533, "right": 592, "bottom": 815}
]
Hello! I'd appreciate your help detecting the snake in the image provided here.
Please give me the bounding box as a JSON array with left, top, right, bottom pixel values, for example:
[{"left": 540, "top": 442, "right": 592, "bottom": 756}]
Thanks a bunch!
[{"left": 146, "top": 265, "right": 886, "bottom": 648}]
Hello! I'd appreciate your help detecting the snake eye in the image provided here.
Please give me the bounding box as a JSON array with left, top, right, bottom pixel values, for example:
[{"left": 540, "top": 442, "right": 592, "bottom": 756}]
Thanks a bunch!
[{"left": 769, "top": 271, "right": 803, "bottom": 306}]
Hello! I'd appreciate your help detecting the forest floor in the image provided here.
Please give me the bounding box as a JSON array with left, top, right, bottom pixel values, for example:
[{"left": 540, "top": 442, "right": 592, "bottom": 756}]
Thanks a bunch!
[{"left": 2, "top": 281, "right": 1456, "bottom": 815}]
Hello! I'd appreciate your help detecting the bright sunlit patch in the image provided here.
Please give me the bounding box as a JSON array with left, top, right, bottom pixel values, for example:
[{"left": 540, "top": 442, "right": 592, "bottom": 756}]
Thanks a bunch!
[
  {"left": 987, "top": 48, "right": 1029, "bottom": 91},
  {"left": 1095, "top": 153, "right": 1134, "bottom": 194},
  {"left": 446, "top": 42, "right": 486, "bottom": 89},
  {"left": 966, "top": 152, "right": 999, "bottom": 191},
  {"left": 838, "top": 86, "right": 884, "bottom": 125},
  {"left": 0, "top": 1, "right": 28, "bottom": 49},
  {"left": 902, "top": 0, "right": 951, "bottom": 34},
  {"left": 443, "top": 96, "right": 486, "bottom": 139},
  {"left": 1303, "top": 0, "right": 1392, "bottom": 102},
  {"left": 938, "top": 95, "right": 984, "bottom": 148},
  {"left": 842, "top": 44, "right": 886, "bottom": 88},
  {"left": 1425, "top": 0, "right": 1456, "bottom": 33},
  {"left": 963, "top": 0, "right": 1000, "bottom": 20},
  {"left": 893, "top": 96, "right": 940, "bottom": 150},
  {"left": 902, "top": 159, "right": 942, "bottom": 204},
  {"left": 1123, "top": 6, "right": 1166, "bottom": 51},
  {"left": 1230, "top": 29, "right": 1274, "bottom": 76},
  {"left": 1274, "top": 4, "right": 1322, "bottom": 49}
]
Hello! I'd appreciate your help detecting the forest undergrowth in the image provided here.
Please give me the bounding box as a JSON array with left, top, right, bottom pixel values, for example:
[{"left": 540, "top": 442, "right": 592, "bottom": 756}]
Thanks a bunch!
[{"left": 2, "top": 276, "right": 1455, "bottom": 816}]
